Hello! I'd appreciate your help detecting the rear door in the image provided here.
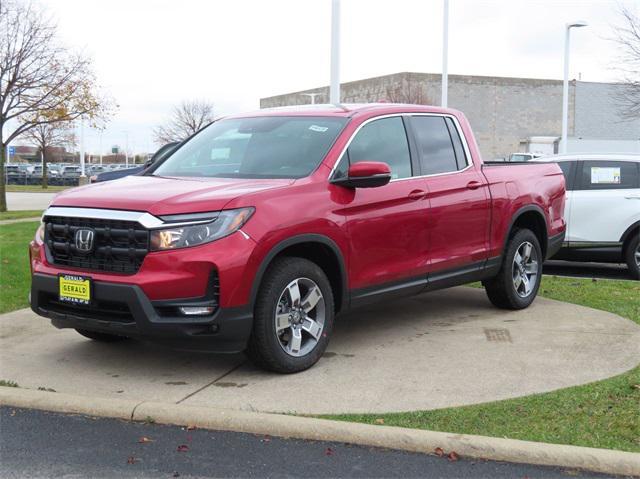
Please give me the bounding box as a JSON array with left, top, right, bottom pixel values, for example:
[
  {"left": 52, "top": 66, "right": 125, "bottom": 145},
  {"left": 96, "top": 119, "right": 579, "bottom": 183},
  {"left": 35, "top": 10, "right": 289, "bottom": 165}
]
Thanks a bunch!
[
  {"left": 407, "top": 114, "right": 491, "bottom": 273},
  {"left": 568, "top": 160, "right": 640, "bottom": 243}
]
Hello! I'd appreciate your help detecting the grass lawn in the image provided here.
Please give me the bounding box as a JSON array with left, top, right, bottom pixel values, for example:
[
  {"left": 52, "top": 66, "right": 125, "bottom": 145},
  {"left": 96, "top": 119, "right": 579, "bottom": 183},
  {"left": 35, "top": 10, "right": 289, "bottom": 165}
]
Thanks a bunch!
[
  {"left": 5, "top": 185, "right": 69, "bottom": 193},
  {"left": 0, "top": 222, "right": 38, "bottom": 314},
  {"left": 0, "top": 210, "right": 43, "bottom": 221},
  {"left": 327, "top": 276, "right": 640, "bottom": 453}
]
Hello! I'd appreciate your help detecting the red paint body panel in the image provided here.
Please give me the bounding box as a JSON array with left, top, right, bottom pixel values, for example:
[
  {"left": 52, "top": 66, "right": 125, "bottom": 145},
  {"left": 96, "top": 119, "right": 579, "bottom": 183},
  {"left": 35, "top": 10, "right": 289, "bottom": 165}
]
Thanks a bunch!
[{"left": 32, "top": 104, "right": 566, "bottom": 311}]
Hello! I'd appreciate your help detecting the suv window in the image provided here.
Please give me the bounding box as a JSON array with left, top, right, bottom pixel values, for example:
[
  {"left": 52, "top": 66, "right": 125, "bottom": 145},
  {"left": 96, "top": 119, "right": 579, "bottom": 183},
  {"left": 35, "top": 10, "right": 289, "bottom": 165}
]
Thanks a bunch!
[
  {"left": 335, "top": 116, "right": 412, "bottom": 180},
  {"left": 410, "top": 116, "right": 459, "bottom": 175},
  {"left": 556, "top": 161, "right": 575, "bottom": 190},
  {"left": 578, "top": 160, "right": 640, "bottom": 190}
]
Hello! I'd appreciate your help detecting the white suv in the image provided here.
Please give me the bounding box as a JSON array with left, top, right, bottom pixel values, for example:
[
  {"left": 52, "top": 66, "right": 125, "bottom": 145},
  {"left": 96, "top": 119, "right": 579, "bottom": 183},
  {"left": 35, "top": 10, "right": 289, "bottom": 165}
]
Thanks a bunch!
[{"left": 533, "top": 154, "right": 640, "bottom": 279}]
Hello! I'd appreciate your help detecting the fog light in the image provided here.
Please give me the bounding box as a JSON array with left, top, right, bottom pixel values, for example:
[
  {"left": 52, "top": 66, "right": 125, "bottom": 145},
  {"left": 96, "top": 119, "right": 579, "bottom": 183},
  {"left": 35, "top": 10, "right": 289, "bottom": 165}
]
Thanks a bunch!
[{"left": 178, "top": 306, "right": 215, "bottom": 316}]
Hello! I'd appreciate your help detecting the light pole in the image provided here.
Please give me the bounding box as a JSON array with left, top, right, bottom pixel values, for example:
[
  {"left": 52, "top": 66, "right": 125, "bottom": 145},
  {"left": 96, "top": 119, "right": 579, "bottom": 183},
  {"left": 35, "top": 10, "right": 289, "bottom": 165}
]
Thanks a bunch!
[
  {"left": 79, "top": 116, "right": 86, "bottom": 180},
  {"left": 560, "top": 21, "right": 587, "bottom": 154},
  {"left": 301, "top": 92, "right": 322, "bottom": 104},
  {"left": 330, "top": 0, "right": 341, "bottom": 104},
  {"left": 441, "top": 0, "right": 449, "bottom": 108},
  {"left": 123, "top": 130, "right": 129, "bottom": 167}
]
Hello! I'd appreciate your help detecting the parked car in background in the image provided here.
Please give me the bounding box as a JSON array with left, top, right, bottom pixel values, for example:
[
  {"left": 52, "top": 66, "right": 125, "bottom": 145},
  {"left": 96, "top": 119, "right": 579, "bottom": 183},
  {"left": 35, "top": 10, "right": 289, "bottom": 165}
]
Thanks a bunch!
[
  {"left": 90, "top": 142, "right": 180, "bottom": 183},
  {"left": 30, "top": 104, "right": 566, "bottom": 373},
  {"left": 533, "top": 154, "right": 640, "bottom": 279},
  {"left": 61, "top": 165, "right": 81, "bottom": 178},
  {"left": 508, "top": 153, "right": 541, "bottom": 162}
]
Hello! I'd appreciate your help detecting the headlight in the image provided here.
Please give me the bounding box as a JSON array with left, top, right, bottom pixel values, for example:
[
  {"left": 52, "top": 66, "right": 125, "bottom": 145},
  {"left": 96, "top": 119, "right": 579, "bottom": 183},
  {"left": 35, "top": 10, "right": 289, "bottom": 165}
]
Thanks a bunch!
[
  {"left": 150, "top": 207, "right": 254, "bottom": 251},
  {"left": 36, "top": 222, "right": 45, "bottom": 242}
]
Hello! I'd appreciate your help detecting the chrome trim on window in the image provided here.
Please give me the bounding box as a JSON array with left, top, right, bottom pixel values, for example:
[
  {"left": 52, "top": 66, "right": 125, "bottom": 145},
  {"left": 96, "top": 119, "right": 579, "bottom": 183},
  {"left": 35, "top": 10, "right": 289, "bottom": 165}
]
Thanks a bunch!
[
  {"left": 42, "top": 207, "right": 216, "bottom": 229},
  {"left": 327, "top": 112, "right": 475, "bottom": 182}
]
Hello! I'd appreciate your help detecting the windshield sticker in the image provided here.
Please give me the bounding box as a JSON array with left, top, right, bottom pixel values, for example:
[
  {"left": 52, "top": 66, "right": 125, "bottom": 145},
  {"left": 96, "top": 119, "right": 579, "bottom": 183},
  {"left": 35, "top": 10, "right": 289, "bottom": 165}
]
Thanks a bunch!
[
  {"left": 591, "top": 167, "right": 621, "bottom": 184},
  {"left": 309, "top": 125, "right": 329, "bottom": 132}
]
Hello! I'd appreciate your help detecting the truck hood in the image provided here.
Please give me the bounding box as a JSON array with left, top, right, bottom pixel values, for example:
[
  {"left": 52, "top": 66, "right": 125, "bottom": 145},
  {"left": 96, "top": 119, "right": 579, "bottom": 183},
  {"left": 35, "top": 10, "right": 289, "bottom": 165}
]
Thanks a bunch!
[{"left": 51, "top": 175, "right": 294, "bottom": 216}]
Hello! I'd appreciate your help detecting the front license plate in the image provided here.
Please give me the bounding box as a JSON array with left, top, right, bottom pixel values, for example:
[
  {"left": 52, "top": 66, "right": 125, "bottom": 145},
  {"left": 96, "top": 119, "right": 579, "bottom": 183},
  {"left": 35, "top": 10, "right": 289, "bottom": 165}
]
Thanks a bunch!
[{"left": 59, "top": 274, "right": 92, "bottom": 305}]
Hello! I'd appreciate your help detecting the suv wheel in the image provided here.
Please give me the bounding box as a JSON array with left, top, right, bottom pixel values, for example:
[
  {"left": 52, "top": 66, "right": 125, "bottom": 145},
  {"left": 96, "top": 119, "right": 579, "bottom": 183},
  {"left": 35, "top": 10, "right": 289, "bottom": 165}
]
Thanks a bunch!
[
  {"left": 624, "top": 233, "right": 640, "bottom": 280},
  {"left": 246, "top": 257, "right": 334, "bottom": 373},
  {"left": 75, "top": 329, "right": 128, "bottom": 342},
  {"left": 483, "top": 228, "right": 542, "bottom": 309}
]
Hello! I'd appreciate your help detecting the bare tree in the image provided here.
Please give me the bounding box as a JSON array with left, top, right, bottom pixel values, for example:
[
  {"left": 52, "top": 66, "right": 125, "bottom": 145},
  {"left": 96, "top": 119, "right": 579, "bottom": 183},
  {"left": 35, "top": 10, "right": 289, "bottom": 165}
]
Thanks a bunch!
[
  {"left": 154, "top": 100, "right": 215, "bottom": 144},
  {"left": 0, "top": 0, "right": 112, "bottom": 211},
  {"left": 612, "top": 6, "right": 640, "bottom": 119},
  {"left": 385, "top": 81, "right": 431, "bottom": 105},
  {"left": 22, "top": 121, "right": 76, "bottom": 188}
]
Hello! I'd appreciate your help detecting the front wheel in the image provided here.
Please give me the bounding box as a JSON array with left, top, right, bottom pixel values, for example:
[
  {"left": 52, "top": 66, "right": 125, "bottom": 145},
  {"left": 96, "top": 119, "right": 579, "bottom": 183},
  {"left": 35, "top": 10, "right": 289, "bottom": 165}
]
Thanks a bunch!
[
  {"left": 245, "top": 257, "right": 334, "bottom": 373},
  {"left": 483, "top": 228, "right": 542, "bottom": 310},
  {"left": 624, "top": 234, "right": 640, "bottom": 280}
]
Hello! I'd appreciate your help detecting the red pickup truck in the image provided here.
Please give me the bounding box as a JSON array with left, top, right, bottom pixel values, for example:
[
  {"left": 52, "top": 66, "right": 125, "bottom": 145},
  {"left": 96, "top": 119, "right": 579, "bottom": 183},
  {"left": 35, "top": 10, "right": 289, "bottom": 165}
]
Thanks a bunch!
[{"left": 30, "top": 104, "right": 566, "bottom": 373}]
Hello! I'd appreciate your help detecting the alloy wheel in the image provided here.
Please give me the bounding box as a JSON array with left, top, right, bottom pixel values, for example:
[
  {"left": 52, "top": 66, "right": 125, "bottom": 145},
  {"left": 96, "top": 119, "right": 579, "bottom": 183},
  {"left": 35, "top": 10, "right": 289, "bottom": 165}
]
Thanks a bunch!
[
  {"left": 512, "top": 241, "right": 539, "bottom": 298},
  {"left": 274, "top": 277, "right": 326, "bottom": 357}
]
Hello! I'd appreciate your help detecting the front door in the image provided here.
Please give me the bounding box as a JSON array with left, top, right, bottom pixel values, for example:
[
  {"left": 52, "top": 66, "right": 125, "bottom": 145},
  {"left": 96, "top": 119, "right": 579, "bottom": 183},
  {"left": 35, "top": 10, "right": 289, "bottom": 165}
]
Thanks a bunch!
[{"left": 330, "top": 116, "right": 431, "bottom": 293}]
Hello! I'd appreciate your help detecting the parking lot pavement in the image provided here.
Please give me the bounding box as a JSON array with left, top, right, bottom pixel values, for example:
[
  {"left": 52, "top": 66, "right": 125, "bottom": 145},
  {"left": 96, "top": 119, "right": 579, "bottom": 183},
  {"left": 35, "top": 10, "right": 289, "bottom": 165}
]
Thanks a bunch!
[
  {"left": 6, "top": 192, "right": 57, "bottom": 210},
  {"left": 1, "top": 287, "right": 639, "bottom": 414},
  {"left": 544, "top": 260, "right": 635, "bottom": 281},
  {"left": 0, "top": 407, "right": 606, "bottom": 479}
]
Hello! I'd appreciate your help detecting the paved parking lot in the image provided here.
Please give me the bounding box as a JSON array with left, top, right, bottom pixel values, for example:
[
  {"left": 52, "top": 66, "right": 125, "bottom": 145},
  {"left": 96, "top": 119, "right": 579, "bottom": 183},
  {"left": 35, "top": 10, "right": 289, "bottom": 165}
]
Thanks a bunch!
[{"left": 1, "top": 287, "right": 639, "bottom": 414}]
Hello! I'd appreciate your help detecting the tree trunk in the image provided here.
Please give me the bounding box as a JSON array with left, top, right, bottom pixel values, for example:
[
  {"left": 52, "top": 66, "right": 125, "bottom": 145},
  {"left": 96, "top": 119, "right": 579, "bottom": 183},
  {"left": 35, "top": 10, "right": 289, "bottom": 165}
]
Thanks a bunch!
[
  {"left": 0, "top": 137, "right": 7, "bottom": 212},
  {"left": 41, "top": 148, "right": 48, "bottom": 189}
]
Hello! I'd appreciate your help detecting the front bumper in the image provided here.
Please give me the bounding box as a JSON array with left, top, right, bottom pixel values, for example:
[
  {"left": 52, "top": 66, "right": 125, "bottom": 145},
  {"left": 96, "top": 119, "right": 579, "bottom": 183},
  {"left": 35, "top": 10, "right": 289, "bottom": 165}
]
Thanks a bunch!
[{"left": 30, "top": 273, "right": 253, "bottom": 353}]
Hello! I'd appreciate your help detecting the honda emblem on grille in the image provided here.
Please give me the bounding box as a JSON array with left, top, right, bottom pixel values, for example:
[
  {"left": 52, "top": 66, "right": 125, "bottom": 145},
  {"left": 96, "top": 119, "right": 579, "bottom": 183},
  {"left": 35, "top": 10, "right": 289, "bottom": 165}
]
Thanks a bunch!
[{"left": 74, "top": 228, "right": 95, "bottom": 254}]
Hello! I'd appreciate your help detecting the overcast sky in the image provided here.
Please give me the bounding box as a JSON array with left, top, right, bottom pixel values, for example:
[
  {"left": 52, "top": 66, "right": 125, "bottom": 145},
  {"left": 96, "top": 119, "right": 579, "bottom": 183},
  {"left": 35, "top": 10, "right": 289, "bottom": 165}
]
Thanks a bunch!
[{"left": 27, "top": 0, "right": 638, "bottom": 154}]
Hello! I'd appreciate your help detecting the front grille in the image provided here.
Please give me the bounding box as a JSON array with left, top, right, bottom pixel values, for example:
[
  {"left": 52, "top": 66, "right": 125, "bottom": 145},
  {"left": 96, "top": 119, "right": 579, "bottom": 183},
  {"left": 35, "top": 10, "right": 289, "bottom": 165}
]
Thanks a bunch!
[{"left": 44, "top": 216, "right": 150, "bottom": 274}]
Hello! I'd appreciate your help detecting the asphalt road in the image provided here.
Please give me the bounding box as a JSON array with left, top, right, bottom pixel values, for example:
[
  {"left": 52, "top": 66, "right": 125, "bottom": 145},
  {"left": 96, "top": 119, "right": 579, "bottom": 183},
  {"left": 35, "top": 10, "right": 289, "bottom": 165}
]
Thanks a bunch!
[
  {"left": 0, "top": 407, "right": 613, "bottom": 479},
  {"left": 544, "top": 260, "right": 635, "bottom": 280}
]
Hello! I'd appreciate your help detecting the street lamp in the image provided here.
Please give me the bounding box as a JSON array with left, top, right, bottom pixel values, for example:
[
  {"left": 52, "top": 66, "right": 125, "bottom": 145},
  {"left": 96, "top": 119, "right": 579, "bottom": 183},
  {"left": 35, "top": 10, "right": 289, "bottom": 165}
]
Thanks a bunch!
[
  {"left": 441, "top": 0, "right": 449, "bottom": 108},
  {"left": 560, "top": 20, "right": 588, "bottom": 154},
  {"left": 330, "top": 0, "right": 341, "bottom": 104}
]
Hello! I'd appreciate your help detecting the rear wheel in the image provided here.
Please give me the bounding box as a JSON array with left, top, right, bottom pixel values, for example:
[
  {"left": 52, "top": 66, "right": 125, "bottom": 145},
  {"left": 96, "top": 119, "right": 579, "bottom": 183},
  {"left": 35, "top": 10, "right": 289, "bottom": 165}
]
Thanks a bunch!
[
  {"left": 624, "top": 233, "right": 640, "bottom": 280},
  {"left": 245, "top": 257, "right": 334, "bottom": 373},
  {"left": 75, "top": 329, "right": 128, "bottom": 342},
  {"left": 483, "top": 228, "right": 542, "bottom": 309}
]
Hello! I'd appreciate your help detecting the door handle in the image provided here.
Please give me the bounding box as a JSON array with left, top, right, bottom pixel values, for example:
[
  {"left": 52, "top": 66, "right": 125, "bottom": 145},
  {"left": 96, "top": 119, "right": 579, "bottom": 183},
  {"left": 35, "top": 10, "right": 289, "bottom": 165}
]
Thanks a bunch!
[
  {"left": 408, "top": 189, "right": 428, "bottom": 200},
  {"left": 466, "top": 181, "right": 482, "bottom": 190}
]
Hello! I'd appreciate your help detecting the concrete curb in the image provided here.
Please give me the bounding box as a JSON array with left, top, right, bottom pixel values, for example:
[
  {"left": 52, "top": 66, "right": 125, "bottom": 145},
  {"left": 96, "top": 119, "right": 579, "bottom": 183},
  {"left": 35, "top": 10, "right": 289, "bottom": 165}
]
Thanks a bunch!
[
  {"left": 1, "top": 387, "right": 639, "bottom": 477},
  {"left": 0, "top": 217, "right": 41, "bottom": 225}
]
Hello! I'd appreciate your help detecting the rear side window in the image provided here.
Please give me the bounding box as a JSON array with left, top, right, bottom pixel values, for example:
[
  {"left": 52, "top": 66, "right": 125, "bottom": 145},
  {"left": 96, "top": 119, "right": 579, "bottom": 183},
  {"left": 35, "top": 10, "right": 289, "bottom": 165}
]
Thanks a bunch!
[
  {"left": 338, "top": 116, "right": 413, "bottom": 180},
  {"left": 577, "top": 161, "right": 639, "bottom": 190},
  {"left": 445, "top": 117, "right": 468, "bottom": 169},
  {"left": 410, "top": 116, "right": 459, "bottom": 175}
]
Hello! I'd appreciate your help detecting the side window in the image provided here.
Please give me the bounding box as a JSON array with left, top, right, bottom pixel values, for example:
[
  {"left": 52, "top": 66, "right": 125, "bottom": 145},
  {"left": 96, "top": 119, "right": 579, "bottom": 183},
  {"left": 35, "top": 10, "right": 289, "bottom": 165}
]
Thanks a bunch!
[
  {"left": 578, "top": 161, "right": 639, "bottom": 190},
  {"left": 337, "top": 116, "right": 412, "bottom": 180},
  {"left": 445, "top": 117, "right": 468, "bottom": 169},
  {"left": 556, "top": 161, "right": 575, "bottom": 190},
  {"left": 410, "top": 116, "right": 458, "bottom": 175}
]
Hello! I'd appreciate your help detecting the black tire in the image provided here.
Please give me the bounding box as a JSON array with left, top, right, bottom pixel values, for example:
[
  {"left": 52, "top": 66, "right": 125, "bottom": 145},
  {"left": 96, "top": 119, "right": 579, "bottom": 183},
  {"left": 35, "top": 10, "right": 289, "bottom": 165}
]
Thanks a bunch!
[
  {"left": 624, "top": 233, "right": 640, "bottom": 280},
  {"left": 245, "top": 257, "right": 335, "bottom": 374},
  {"left": 75, "top": 329, "right": 128, "bottom": 342},
  {"left": 482, "top": 228, "right": 543, "bottom": 310}
]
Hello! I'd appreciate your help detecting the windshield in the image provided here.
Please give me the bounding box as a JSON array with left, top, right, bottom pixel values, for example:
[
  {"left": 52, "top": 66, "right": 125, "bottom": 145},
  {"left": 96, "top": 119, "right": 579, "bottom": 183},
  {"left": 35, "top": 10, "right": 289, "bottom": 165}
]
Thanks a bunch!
[{"left": 152, "top": 116, "right": 348, "bottom": 179}]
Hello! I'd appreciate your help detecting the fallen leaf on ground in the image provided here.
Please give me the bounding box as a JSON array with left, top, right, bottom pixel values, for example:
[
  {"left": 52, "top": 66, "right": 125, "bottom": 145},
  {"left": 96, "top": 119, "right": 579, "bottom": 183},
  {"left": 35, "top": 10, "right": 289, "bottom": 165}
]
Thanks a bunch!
[
  {"left": 126, "top": 456, "right": 137, "bottom": 464},
  {"left": 177, "top": 444, "right": 189, "bottom": 452},
  {"left": 138, "top": 437, "right": 154, "bottom": 443},
  {"left": 325, "top": 447, "right": 334, "bottom": 456},
  {"left": 186, "top": 425, "right": 196, "bottom": 431},
  {"left": 374, "top": 418, "right": 385, "bottom": 424},
  {"left": 261, "top": 435, "right": 271, "bottom": 443},
  {"left": 447, "top": 451, "right": 459, "bottom": 462},
  {"left": 172, "top": 472, "right": 180, "bottom": 478},
  {"left": 434, "top": 447, "right": 445, "bottom": 457}
]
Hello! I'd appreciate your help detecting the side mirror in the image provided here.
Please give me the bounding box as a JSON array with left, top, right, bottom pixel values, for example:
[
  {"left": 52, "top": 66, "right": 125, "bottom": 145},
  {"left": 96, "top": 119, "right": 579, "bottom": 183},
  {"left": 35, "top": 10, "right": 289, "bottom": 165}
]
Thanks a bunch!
[{"left": 332, "top": 161, "right": 392, "bottom": 188}]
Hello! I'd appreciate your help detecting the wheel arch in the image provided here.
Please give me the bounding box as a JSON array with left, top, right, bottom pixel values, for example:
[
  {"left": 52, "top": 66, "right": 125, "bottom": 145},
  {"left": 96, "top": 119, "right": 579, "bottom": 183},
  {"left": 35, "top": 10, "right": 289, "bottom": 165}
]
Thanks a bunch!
[
  {"left": 504, "top": 205, "right": 549, "bottom": 259},
  {"left": 250, "top": 234, "right": 348, "bottom": 314},
  {"left": 620, "top": 221, "right": 640, "bottom": 247}
]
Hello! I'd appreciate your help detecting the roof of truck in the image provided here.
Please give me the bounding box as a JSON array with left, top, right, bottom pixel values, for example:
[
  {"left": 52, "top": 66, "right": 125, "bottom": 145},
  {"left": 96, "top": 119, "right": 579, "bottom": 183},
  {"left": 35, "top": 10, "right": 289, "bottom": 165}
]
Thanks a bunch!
[{"left": 226, "top": 103, "right": 458, "bottom": 119}]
